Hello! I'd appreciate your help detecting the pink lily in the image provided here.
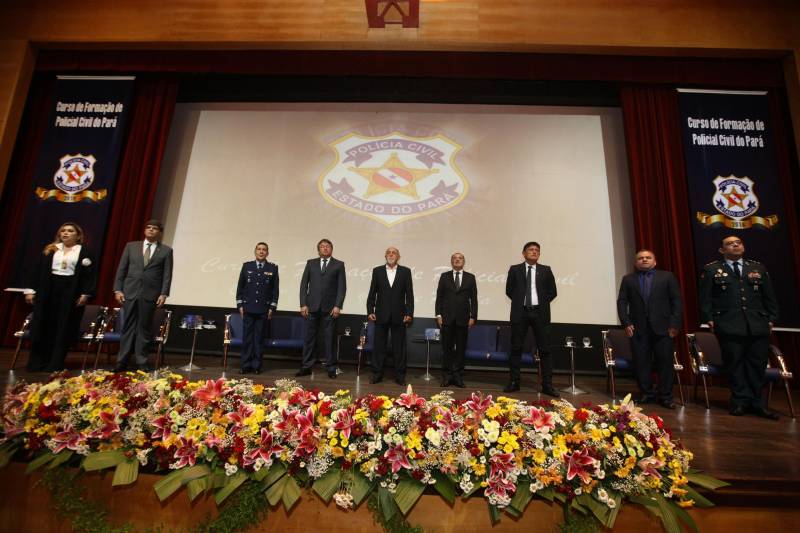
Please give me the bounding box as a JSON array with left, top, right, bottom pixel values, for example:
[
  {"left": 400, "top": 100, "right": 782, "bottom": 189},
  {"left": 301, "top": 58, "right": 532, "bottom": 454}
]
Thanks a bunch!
[
  {"left": 485, "top": 470, "right": 516, "bottom": 499},
  {"left": 226, "top": 402, "right": 254, "bottom": 433},
  {"left": 396, "top": 392, "right": 425, "bottom": 409},
  {"left": 332, "top": 409, "right": 356, "bottom": 440},
  {"left": 150, "top": 415, "right": 172, "bottom": 440},
  {"left": 51, "top": 425, "right": 85, "bottom": 453},
  {"left": 244, "top": 428, "right": 285, "bottom": 466},
  {"left": 464, "top": 392, "right": 492, "bottom": 417},
  {"left": 436, "top": 407, "right": 463, "bottom": 436},
  {"left": 638, "top": 456, "right": 664, "bottom": 478},
  {"left": 566, "top": 448, "right": 598, "bottom": 484},
  {"left": 90, "top": 406, "right": 122, "bottom": 439},
  {"left": 521, "top": 406, "right": 555, "bottom": 432},
  {"left": 384, "top": 445, "right": 412, "bottom": 473},
  {"left": 192, "top": 378, "right": 228, "bottom": 406},
  {"left": 173, "top": 437, "right": 198, "bottom": 468}
]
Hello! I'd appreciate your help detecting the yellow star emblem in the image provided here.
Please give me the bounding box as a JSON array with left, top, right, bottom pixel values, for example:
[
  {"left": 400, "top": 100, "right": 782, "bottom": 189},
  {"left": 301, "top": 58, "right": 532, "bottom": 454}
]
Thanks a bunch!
[
  {"left": 65, "top": 166, "right": 86, "bottom": 186},
  {"left": 349, "top": 152, "right": 438, "bottom": 199}
]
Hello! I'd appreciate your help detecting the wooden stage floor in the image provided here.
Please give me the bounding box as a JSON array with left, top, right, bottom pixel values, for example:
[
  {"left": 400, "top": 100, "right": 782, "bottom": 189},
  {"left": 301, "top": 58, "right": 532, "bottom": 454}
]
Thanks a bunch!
[{"left": 2, "top": 349, "right": 798, "bottom": 502}]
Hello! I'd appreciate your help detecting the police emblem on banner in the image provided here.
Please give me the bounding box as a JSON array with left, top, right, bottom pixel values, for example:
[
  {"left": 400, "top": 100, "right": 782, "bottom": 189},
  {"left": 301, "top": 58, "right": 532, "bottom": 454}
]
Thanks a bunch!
[
  {"left": 35, "top": 154, "right": 108, "bottom": 203},
  {"left": 696, "top": 174, "right": 778, "bottom": 229},
  {"left": 319, "top": 130, "right": 468, "bottom": 226}
]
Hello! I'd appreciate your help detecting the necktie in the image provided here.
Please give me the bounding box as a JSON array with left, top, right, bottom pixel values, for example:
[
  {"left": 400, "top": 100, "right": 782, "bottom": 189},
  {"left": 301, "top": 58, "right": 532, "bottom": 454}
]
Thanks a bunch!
[
  {"left": 524, "top": 265, "right": 532, "bottom": 307},
  {"left": 641, "top": 271, "right": 653, "bottom": 301},
  {"left": 322, "top": 258, "right": 328, "bottom": 273},
  {"left": 733, "top": 261, "right": 741, "bottom": 278},
  {"left": 257, "top": 262, "right": 262, "bottom": 270},
  {"left": 455, "top": 271, "right": 461, "bottom": 290},
  {"left": 144, "top": 243, "right": 152, "bottom": 266}
]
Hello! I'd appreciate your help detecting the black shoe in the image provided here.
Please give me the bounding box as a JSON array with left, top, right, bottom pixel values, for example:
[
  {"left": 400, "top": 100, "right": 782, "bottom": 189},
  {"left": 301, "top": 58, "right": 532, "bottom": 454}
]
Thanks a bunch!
[
  {"left": 137, "top": 364, "right": 153, "bottom": 372},
  {"left": 541, "top": 386, "right": 560, "bottom": 398},
  {"left": 453, "top": 380, "right": 465, "bottom": 388},
  {"left": 503, "top": 382, "right": 520, "bottom": 393},
  {"left": 729, "top": 406, "right": 746, "bottom": 416},
  {"left": 440, "top": 378, "right": 451, "bottom": 387},
  {"left": 295, "top": 368, "right": 312, "bottom": 377},
  {"left": 658, "top": 400, "right": 676, "bottom": 410},
  {"left": 634, "top": 396, "right": 657, "bottom": 404},
  {"left": 327, "top": 369, "right": 337, "bottom": 379},
  {"left": 239, "top": 368, "right": 250, "bottom": 375},
  {"left": 750, "top": 407, "right": 779, "bottom": 420},
  {"left": 395, "top": 378, "right": 407, "bottom": 386},
  {"left": 112, "top": 363, "right": 127, "bottom": 373},
  {"left": 370, "top": 376, "right": 383, "bottom": 384}
]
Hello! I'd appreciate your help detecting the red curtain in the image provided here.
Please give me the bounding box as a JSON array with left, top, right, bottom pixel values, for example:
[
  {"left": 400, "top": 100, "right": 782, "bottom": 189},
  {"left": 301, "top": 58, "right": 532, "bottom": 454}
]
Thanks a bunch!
[
  {"left": 95, "top": 77, "right": 179, "bottom": 306},
  {"left": 0, "top": 76, "right": 56, "bottom": 343}
]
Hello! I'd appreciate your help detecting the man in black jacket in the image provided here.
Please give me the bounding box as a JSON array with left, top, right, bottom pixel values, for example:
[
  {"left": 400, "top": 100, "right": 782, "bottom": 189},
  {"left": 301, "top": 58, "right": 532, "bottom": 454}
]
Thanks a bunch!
[
  {"left": 367, "top": 247, "right": 414, "bottom": 385},
  {"left": 298, "top": 238, "right": 346, "bottom": 378},
  {"left": 616, "top": 249, "right": 682, "bottom": 408},
  {"left": 504, "top": 241, "right": 559, "bottom": 396},
  {"left": 435, "top": 252, "right": 478, "bottom": 388}
]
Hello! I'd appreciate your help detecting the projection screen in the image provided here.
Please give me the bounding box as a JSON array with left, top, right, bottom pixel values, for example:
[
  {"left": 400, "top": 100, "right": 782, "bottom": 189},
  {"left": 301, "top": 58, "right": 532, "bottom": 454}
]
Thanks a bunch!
[{"left": 153, "top": 102, "right": 634, "bottom": 324}]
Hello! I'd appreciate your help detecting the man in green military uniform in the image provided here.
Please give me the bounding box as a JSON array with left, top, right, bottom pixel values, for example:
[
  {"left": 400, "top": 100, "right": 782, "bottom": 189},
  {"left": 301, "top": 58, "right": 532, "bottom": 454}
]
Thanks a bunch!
[{"left": 699, "top": 235, "right": 779, "bottom": 420}]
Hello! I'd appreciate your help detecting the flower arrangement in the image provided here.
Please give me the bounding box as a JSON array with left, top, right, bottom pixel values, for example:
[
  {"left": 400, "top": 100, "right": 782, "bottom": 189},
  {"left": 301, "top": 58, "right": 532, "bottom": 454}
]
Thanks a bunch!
[{"left": 0, "top": 370, "right": 726, "bottom": 532}]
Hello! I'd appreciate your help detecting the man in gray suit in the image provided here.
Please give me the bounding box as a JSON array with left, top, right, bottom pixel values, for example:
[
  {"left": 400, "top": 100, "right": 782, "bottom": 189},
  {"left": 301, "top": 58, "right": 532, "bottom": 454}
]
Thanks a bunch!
[
  {"left": 113, "top": 219, "right": 173, "bottom": 371},
  {"left": 298, "top": 238, "right": 346, "bottom": 378}
]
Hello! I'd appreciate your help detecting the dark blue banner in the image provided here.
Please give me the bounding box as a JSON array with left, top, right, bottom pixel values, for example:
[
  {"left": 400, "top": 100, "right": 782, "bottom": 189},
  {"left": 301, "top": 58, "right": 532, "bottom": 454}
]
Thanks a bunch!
[
  {"left": 678, "top": 89, "right": 799, "bottom": 328},
  {"left": 8, "top": 76, "right": 134, "bottom": 288}
]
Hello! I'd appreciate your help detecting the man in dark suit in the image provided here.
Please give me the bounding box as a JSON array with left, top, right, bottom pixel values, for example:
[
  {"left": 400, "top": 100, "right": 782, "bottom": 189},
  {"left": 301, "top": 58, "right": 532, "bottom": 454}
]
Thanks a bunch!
[
  {"left": 236, "top": 242, "right": 279, "bottom": 374},
  {"left": 113, "top": 219, "right": 173, "bottom": 371},
  {"left": 504, "top": 241, "right": 559, "bottom": 396},
  {"left": 298, "top": 238, "right": 346, "bottom": 378},
  {"left": 616, "top": 249, "right": 682, "bottom": 409},
  {"left": 367, "top": 246, "right": 414, "bottom": 385},
  {"left": 435, "top": 252, "right": 477, "bottom": 388},
  {"left": 699, "top": 235, "right": 779, "bottom": 420}
]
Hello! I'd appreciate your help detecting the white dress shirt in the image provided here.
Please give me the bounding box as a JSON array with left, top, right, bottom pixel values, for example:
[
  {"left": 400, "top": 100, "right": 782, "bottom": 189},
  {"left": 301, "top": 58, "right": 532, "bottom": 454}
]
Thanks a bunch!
[
  {"left": 24, "top": 243, "right": 82, "bottom": 294},
  {"left": 386, "top": 264, "right": 397, "bottom": 287},
  {"left": 142, "top": 240, "right": 158, "bottom": 258}
]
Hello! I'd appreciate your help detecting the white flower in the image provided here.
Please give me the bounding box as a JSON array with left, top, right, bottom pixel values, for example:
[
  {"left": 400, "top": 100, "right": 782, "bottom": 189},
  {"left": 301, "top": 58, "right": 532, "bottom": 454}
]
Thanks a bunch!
[
  {"left": 597, "top": 488, "right": 608, "bottom": 502},
  {"left": 607, "top": 498, "right": 617, "bottom": 509},
  {"left": 333, "top": 491, "right": 354, "bottom": 510},
  {"left": 136, "top": 449, "right": 150, "bottom": 466},
  {"left": 81, "top": 258, "right": 92, "bottom": 266},
  {"left": 424, "top": 427, "right": 441, "bottom": 447},
  {"left": 575, "top": 487, "right": 582, "bottom": 496},
  {"left": 224, "top": 463, "right": 238, "bottom": 476}
]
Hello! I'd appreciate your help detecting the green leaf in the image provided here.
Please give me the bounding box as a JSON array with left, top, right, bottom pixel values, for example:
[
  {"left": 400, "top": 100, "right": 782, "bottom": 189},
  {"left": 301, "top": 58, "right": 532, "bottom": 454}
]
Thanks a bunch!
[
  {"left": 261, "top": 462, "right": 287, "bottom": 491},
  {"left": 350, "top": 470, "right": 374, "bottom": 506},
  {"left": 487, "top": 502, "right": 501, "bottom": 525},
  {"left": 431, "top": 470, "right": 456, "bottom": 506},
  {"left": 666, "top": 498, "right": 699, "bottom": 533},
  {"left": 266, "top": 476, "right": 288, "bottom": 507},
  {"left": 282, "top": 476, "right": 302, "bottom": 511},
  {"left": 153, "top": 468, "right": 187, "bottom": 501},
  {"left": 182, "top": 464, "right": 211, "bottom": 483},
  {"left": 687, "top": 472, "right": 730, "bottom": 490},
  {"left": 0, "top": 442, "right": 18, "bottom": 468},
  {"left": 605, "top": 494, "right": 622, "bottom": 528},
  {"left": 393, "top": 477, "right": 426, "bottom": 516},
  {"left": 215, "top": 471, "right": 248, "bottom": 505},
  {"left": 47, "top": 450, "right": 74, "bottom": 469},
  {"left": 655, "top": 493, "right": 682, "bottom": 533},
  {"left": 569, "top": 497, "right": 588, "bottom": 515},
  {"left": 580, "top": 493, "right": 609, "bottom": 524},
  {"left": 379, "top": 487, "right": 397, "bottom": 523},
  {"left": 553, "top": 491, "right": 567, "bottom": 504},
  {"left": 684, "top": 486, "right": 715, "bottom": 508},
  {"left": 82, "top": 450, "right": 126, "bottom": 471},
  {"left": 508, "top": 480, "right": 532, "bottom": 514},
  {"left": 209, "top": 469, "right": 227, "bottom": 489},
  {"left": 112, "top": 458, "right": 139, "bottom": 486},
  {"left": 186, "top": 476, "right": 209, "bottom": 501},
  {"left": 26, "top": 452, "right": 56, "bottom": 474},
  {"left": 628, "top": 494, "right": 658, "bottom": 507},
  {"left": 312, "top": 469, "right": 342, "bottom": 503},
  {"left": 536, "top": 486, "right": 555, "bottom": 502},
  {"left": 505, "top": 505, "right": 522, "bottom": 519}
]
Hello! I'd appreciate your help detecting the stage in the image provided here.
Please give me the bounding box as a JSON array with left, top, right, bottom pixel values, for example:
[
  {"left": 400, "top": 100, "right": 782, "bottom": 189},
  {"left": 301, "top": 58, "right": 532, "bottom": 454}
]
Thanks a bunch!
[{"left": 3, "top": 347, "right": 798, "bottom": 508}]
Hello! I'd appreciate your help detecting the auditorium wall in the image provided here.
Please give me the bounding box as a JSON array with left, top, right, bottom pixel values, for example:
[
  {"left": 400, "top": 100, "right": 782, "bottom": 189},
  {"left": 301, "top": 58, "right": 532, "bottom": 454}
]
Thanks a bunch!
[{"left": 1, "top": 0, "right": 799, "bottom": 197}]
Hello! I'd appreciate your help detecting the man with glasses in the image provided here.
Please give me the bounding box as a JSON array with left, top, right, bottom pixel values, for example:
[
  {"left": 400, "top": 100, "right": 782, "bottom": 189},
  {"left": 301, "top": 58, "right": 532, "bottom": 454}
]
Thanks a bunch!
[{"left": 699, "top": 235, "right": 779, "bottom": 419}]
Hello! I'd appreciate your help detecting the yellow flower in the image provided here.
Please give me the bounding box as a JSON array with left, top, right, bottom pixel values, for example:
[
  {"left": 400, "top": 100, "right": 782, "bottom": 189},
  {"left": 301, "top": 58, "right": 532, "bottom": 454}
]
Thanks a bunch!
[
  {"left": 252, "top": 384, "right": 264, "bottom": 395},
  {"left": 497, "top": 431, "right": 519, "bottom": 454},
  {"left": 331, "top": 447, "right": 344, "bottom": 458},
  {"left": 533, "top": 449, "right": 547, "bottom": 465},
  {"left": 486, "top": 405, "right": 503, "bottom": 419},
  {"left": 329, "top": 437, "right": 338, "bottom": 447},
  {"left": 677, "top": 499, "right": 694, "bottom": 508},
  {"left": 405, "top": 430, "right": 422, "bottom": 451}
]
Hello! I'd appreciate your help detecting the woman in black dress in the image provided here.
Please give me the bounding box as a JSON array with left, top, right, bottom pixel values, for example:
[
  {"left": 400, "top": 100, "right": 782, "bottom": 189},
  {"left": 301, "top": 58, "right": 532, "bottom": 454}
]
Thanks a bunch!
[{"left": 24, "top": 222, "right": 96, "bottom": 372}]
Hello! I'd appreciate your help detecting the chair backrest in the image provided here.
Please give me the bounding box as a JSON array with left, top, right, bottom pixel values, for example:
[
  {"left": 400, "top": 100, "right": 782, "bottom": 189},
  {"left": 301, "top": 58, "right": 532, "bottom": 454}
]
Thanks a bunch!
[
  {"left": 270, "top": 315, "right": 300, "bottom": 339},
  {"left": 108, "top": 307, "right": 125, "bottom": 333},
  {"left": 152, "top": 308, "right": 172, "bottom": 343},
  {"left": 496, "top": 326, "right": 538, "bottom": 354},
  {"left": 604, "top": 329, "right": 634, "bottom": 363},
  {"left": 466, "top": 324, "right": 497, "bottom": 351},
  {"left": 227, "top": 313, "right": 243, "bottom": 340},
  {"left": 692, "top": 331, "right": 724, "bottom": 367},
  {"left": 79, "top": 305, "right": 106, "bottom": 336}
]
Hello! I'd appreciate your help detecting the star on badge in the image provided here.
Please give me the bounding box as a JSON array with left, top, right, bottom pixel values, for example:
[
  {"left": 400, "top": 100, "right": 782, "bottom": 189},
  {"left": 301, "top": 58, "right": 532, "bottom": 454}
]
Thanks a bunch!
[
  {"left": 722, "top": 187, "right": 746, "bottom": 209},
  {"left": 64, "top": 166, "right": 86, "bottom": 186},
  {"left": 349, "top": 152, "right": 438, "bottom": 199}
]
